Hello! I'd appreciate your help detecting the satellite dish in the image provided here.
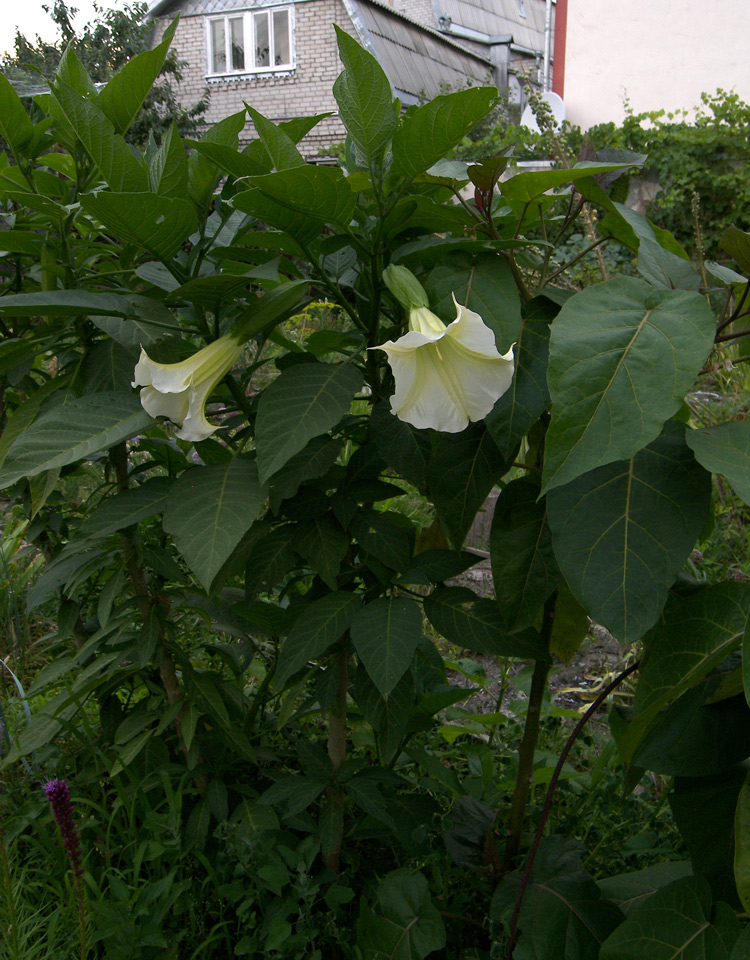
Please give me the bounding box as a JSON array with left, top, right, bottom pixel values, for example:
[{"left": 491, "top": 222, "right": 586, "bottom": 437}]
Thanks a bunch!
[{"left": 520, "top": 91, "right": 566, "bottom": 132}]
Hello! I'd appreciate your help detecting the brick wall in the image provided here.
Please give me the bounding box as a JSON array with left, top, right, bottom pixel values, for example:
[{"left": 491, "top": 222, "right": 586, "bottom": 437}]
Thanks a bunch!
[
  {"left": 389, "top": 0, "right": 435, "bottom": 27},
  {"left": 152, "top": 0, "right": 359, "bottom": 156}
]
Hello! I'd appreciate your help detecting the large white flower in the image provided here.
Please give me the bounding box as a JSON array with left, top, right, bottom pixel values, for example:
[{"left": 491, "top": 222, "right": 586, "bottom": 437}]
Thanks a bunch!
[
  {"left": 373, "top": 297, "right": 515, "bottom": 433},
  {"left": 132, "top": 332, "right": 245, "bottom": 442}
]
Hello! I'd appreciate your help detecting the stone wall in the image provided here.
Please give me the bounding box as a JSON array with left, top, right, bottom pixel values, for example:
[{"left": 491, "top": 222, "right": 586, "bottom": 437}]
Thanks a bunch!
[{"left": 151, "top": 0, "right": 359, "bottom": 156}]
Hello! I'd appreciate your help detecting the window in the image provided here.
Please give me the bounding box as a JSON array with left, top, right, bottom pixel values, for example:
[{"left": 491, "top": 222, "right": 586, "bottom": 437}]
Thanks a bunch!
[{"left": 207, "top": 7, "right": 293, "bottom": 77}]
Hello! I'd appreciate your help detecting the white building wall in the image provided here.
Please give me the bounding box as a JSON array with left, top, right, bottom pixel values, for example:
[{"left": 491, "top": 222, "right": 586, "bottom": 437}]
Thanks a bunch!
[{"left": 563, "top": 0, "right": 750, "bottom": 129}]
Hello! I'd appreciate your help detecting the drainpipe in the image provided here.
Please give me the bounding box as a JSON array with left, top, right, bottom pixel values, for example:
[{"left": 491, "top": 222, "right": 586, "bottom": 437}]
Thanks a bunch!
[
  {"left": 436, "top": 17, "right": 512, "bottom": 47},
  {"left": 488, "top": 44, "right": 510, "bottom": 93},
  {"left": 542, "top": 0, "right": 553, "bottom": 90}
]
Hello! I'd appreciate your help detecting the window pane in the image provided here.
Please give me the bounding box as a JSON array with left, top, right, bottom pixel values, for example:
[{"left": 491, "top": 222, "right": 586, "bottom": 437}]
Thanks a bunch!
[
  {"left": 211, "top": 19, "right": 226, "bottom": 73},
  {"left": 230, "top": 17, "right": 245, "bottom": 70},
  {"left": 273, "top": 10, "right": 290, "bottom": 66},
  {"left": 254, "top": 12, "right": 270, "bottom": 68}
]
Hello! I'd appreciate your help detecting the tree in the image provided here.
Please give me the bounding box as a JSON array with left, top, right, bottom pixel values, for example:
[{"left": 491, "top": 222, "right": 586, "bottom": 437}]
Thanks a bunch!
[{"left": 1, "top": 0, "right": 208, "bottom": 145}]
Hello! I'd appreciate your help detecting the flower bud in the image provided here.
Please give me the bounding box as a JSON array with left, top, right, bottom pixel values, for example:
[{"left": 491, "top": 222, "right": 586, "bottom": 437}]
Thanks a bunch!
[{"left": 382, "top": 264, "right": 429, "bottom": 310}]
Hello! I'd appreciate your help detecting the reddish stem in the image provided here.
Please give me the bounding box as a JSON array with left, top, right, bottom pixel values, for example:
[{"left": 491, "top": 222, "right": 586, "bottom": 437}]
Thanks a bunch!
[{"left": 504, "top": 660, "right": 640, "bottom": 959}]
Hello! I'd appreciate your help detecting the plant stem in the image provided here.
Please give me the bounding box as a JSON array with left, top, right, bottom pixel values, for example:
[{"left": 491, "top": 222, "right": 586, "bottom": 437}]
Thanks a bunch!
[
  {"left": 323, "top": 649, "right": 349, "bottom": 872},
  {"left": 504, "top": 660, "right": 640, "bottom": 959},
  {"left": 327, "top": 650, "right": 349, "bottom": 778},
  {"left": 542, "top": 236, "right": 609, "bottom": 285},
  {"left": 76, "top": 870, "right": 88, "bottom": 960},
  {"left": 111, "top": 444, "right": 207, "bottom": 792},
  {"left": 502, "top": 594, "right": 556, "bottom": 871}
]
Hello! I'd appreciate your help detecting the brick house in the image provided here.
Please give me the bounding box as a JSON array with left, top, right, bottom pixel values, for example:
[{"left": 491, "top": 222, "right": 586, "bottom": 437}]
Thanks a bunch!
[{"left": 146, "top": 0, "right": 555, "bottom": 156}]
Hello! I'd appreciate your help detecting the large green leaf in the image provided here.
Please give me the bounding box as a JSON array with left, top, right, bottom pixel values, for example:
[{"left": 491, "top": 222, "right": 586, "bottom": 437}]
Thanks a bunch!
[
  {"left": 97, "top": 19, "right": 178, "bottom": 135},
  {"left": 637, "top": 237, "right": 701, "bottom": 291},
  {"left": 232, "top": 280, "right": 311, "bottom": 343},
  {"left": 486, "top": 295, "right": 554, "bottom": 459},
  {"left": 399, "top": 549, "right": 481, "bottom": 586},
  {"left": 81, "top": 191, "right": 198, "bottom": 261},
  {"left": 57, "top": 44, "right": 98, "bottom": 97},
  {"left": 232, "top": 187, "right": 321, "bottom": 243},
  {"left": 245, "top": 104, "right": 304, "bottom": 171},
  {"left": 276, "top": 592, "right": 360, "bottom": 687},
  {"left": 600, "top": 876, "right": 740, "bottom": 960},
  {"left": 0, "top": 73, "right": 34, "bottom": 154},
  {"left": 501, "top": 161, "right": 635, "bottom": 204},
  {"left": 357, "top": 868, "right": 445, "bottom": 959},
  {"left": 424, "top": 586, "right": 550, "bottom": 660},
  {"left": 735, "top": 769, "right": 750, "bottom": 912},
  {"left": 255, "top": 362, "right": 363, "bottom": 485},
  {"left": 245, "top": 525, "right": 297, "bottom": 598},
  {"left": 427, "top": 424, "right": 506, "bottom": 548},
  {"left": 0, "top": 289, "right": 172, "bottom": 319},
  {"left": 246, "top": 166, "right": 356, "bottom": 228},
  {"left": 621, "top": 681, "right": 750, "bottom": 778},
  {"left": 81, "top": 340, "right": 138, "bottom": 393},
  {"left": 189, "top": 140, "right": 269, "bottom": 180},
  {"left": 543, "top": 277, "right": 715, "bottom": 494},
  {"left": 51, "top": 80, "right": 148, "bottom": 192},
  {"left": 90, "top": 313, "right": 180, "bottom": 350},
  {"left": 731, "top": 927, "right": 750, "bottom": 960},
  {"left": 148, "top": 123, "right": 189, "bottom": 198},
  {"left": 597, "top": 862, "right": 694, "bottom": 917},
  {"left": 686, "top": 420, "right": 750, "bottom": 506},
  {"left": 490, "top": 477, "right": 560, "bottom": 631},
  {"left": 670, "top": 769, "right": 747, "bottom": 908},
  {"left": 369, "top": 402, "right": 430, "bottom": 488},
  {"left": 620, "top": 584, "right": 750, "bottom": 762},
  {"left": 722, "top": 226, "right": 750, "bottom": 274},
  {"left": 0, "top": 230, "right": 45, "bottom": 256},
  {"left": 351, "top": 597, "right": 423, "bottom": 698},
  {"left": 333, "top": 27, "right": 397, "bottom": 166},
  {"left": 162, "top": 457, "right": 266, "bottom": 591},
  {"left": 74, "top": 477, "right": 173, "bottom": 543},
  {"left": 424, "top": 251, "right": 522, "bottom": 353},
  {"left": 493, "top": 837, "right": 623, "bottom": 960},
  {"left": 350, "top": 509, "right": 415, "bottom": 573},
  {"left": 0, "top": 393, "right": 153, "bottom": 489},
  {"left": 0, "top": 379, "right": 66, "bottom": 468},
  {"left": 353, "top": 665, "right": 414, "bottom": 763},
  {"left": 547, "top": 421, "right": 711, "bottom": 642},
  {"left": 187, "top": 109, "right": 246, "bottom": 217},
  {"left": 295, "top": 515, "right": 349, "bottom": 589},
  {"left": 390, "top": 88, "right": 497, "bottom": 184},
  {"left": 269, "top": 436, "right": 342, "bottom": 513}
]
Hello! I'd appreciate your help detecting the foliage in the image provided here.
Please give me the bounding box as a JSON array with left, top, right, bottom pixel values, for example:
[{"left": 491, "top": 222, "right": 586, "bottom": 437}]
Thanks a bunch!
[
  {"left": 0, "top": 1, "right": 208, "bottom": 145},
  {"left": 457, "top": 88, "right": 750, "bottom": 256},
  {"left": 1, "top": 21, "right": 750, "bottom": 960},
  {"left": 576, "top": 90, "right": 750, "bottom": 255}
]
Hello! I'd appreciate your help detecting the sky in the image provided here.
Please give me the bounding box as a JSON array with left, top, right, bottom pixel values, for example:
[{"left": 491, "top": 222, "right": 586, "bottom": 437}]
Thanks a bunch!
[{"left": 0, "top": 0, "right": 133, "bottom": 59}]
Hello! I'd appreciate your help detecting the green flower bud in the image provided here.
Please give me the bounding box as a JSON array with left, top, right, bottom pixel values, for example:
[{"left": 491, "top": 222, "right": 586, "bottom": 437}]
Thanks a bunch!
[{"left": 382, "top": 264, "right": 429, "bottom": 310}]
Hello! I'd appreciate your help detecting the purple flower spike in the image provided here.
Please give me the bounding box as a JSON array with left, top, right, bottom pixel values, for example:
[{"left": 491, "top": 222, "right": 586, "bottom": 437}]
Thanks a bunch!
[{"left": 43, "top": 778, "right": 83, "bottom": 879}]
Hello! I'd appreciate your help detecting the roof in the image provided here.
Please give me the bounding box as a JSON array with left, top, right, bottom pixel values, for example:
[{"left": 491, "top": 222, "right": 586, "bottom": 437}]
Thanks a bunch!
[
  {"left": 435, "top": 0, "right": 551, "bottom": 52},
  {"left": 148, "top": 0, "right": 495, "bottom": 103},
  {"left": 353, "top": 0, "right": 491, "bottom": 102}
]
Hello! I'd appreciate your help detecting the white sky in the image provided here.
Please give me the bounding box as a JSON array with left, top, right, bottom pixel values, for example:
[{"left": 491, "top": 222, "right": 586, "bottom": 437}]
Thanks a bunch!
[{"left": 0, "top": 1, "right": 134, "bottom": 59}]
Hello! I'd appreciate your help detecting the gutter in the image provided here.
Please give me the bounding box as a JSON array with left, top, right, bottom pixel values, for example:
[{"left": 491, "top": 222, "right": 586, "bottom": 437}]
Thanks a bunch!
[{"left": 437, "top": 17, "right": 546, "bottom": 60}]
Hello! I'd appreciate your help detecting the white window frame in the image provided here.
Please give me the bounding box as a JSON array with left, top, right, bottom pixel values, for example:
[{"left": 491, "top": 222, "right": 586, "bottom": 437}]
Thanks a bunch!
[{"left": 206, "top": 6, "right": 295, "bottom": 79}]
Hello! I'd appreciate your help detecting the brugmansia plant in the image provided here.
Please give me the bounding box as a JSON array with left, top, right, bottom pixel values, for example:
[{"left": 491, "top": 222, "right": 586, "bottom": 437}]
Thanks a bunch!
[{"left": 2, "top": 21, "right": 750, "bottom": 959}]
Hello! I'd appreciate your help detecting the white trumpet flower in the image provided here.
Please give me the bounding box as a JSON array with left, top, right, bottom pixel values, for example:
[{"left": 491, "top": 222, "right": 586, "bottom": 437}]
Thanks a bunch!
[
  {"left": 373, "top": 297, "right": 515, "bottom": 433},
  {"left": 132, "top": 332, "right": 245, "bottom": 442}
]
